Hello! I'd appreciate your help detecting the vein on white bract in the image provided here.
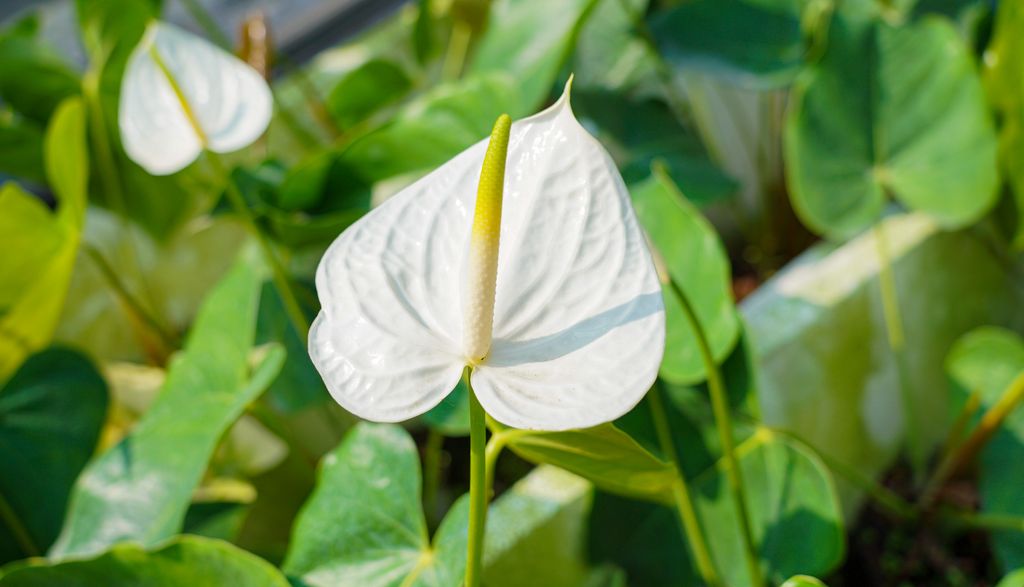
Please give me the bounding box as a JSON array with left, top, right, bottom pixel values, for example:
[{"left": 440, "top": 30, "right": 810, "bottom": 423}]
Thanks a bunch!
[{"left": 309, "top": 81, "right": 666, "bottom": 431}]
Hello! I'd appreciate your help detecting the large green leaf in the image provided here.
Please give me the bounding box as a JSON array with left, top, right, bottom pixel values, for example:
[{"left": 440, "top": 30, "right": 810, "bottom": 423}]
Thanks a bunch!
[
  {"left": 341, "top": 73, "right": 525, "bottom": 183},
  {"left": 284, "top": 423, "right": 468, "bottom": 586},
  {"left": 649, "top": 0, "right": 806, "bottom": 88},
  {"left": 0, "top": 98, "right": 88, "bottom": 379},
  {"left": 571, "top": 0, "right": 653, "bottom": 91},
  {"left": 494, "top": 422, "right": 676, "bottom": 505},
  {"left": 785, "top": 13, "right": 999, "bottom": 238},
  {"left": 0, "top": 535, "right": 288, "bottom": 586},
  {"left": 326, "top": 59, "right": 412, "bottom": 130},
  {"left": 0, "top": 349, "right": 107, "bottom": 563},
  {"left": 631, "top": 165, "right": 740, "bottom": 384},
  {"left": 984, "top": 0, "right": 1024, "bottom": 247},
  {"left": 946, "top": 327, "right": 1024, "bottom": 572},
  {"left": 0, "top": 16, "right": 81, "bottom": 125},
  {"left": 255, "top": 280, "right": 326, "bottom": 413},
  {"left": 468, "top": 0, "right": 599, "bottom": 109},
  {"left": 50, "top": 261, "right": 286, "bottom": 559}
]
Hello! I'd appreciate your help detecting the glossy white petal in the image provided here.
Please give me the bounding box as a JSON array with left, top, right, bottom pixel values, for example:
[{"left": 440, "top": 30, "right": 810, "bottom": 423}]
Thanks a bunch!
[
  {"left": 311, "top": 86, "right": 665, "bottom": 429},
  {"left": 119, "top": 22, "right": 272, "bottom": 175}
]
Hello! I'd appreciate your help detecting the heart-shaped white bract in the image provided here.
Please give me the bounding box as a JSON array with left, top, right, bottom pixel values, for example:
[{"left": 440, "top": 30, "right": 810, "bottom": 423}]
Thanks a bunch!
[
  {"left": 119, "top": 22, "right": 272, "bottom": 176},
  {"left": 309, "top": 85, "right": 666, "bottom": 431}
]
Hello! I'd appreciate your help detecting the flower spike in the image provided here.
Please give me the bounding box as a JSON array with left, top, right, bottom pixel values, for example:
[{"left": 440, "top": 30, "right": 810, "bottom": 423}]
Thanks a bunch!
[{"left": 464, "top": 114, "right": 511, "bottom": 364}]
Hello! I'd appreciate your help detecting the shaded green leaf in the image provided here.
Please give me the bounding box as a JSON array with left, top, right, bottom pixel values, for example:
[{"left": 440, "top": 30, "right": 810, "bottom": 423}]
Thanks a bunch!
[
  {"left": 649, "top": 0, "right": 806, "bottom": 88},
  {"left": 0, "top": 117, "right": 46, "bottom": 183},
  {"left": 0, "top": 535, "right": 289, "bottom": 586},
  {"left": 631, "top": 165, "right": 739, "bottom": 384},
  {"left": 0, "top": 349, "right": 107, "bottom": 563},
  {"left": 468, "top": 0, "right": 599, "bottom": 109},
  {"left": 50, "top": 261, "right": 286, "bottom": 558},
  {"left": 421, "top": 380, "right": 470, "bottom": 436},
  {"left": 284, "top": 423, "right": 468, "bottom": 586},
  {"left": 0, "top": 18, "right": 80, "bottom": 124},
  {"left": 785, "top": 13, "right": 998, "bottom": 238}
]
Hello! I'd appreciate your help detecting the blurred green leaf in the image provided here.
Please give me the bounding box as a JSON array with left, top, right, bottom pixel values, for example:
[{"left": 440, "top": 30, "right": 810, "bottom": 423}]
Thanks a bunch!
[
  {"left": 946, "top": 327, "right": 1024, "bottom": 572},
  {"left": 785, "top": 13, "right": 999, "bottom": 238},
  {"left": 422, "top": 380, "right": 471, "bottom": 436},
  {"left": 284, "top": 423, "right": 468, "bottom": 586},
  {"left": 495, "top": 422, "right": 677, "bottom": 505},
  {"left": 256, "top": 280, "right": 326, "bottom": 413},
  {"left": 0, "top": 535, "right": 289, "bottom": 586},
  {"left": 50, "top": 261, "right": 286, "bottom": 559},
  {"left": 781, "top": 576, "right": 828, "bottom": 587},
  {"left": 999, "top": 569, "right": 1024, "bottom": 587},
  {"left": 341, "top": 73, "right": 525, "bottom": 182},
  {"left": 0, "top": 98, "right": 88, "bottom": 379},
  {"left": 0, "top": 16, "right": 81, "bottom": 125},
  {"left": 572, "top": 89, "right": 737, "bottom": 207},
  {"left": 649, "top": 0, "right": 806, "bottom": 88},
  {"left": 0, "top": 117, "right": 46, "bottom": 183},
  {"left": 467, "top": 0, "right": 599, "bottom": 109},
  {"left": 984, "top": 0, "right": 1024, "bottom": 247},
  {"left": 631, "top": 165, "right": 740, "bottom": 384},
  {"left": 0, "top": 349, "right": 107, "bottom": 563},
  {"left": 571, "top": 0, "right": 653, "bottom": 91},
  {"left": 327, "top": 59, "right": 412, "bottom": 129},
  {"left": 182, "top": 502, "right": 250, "bottom": 543}
]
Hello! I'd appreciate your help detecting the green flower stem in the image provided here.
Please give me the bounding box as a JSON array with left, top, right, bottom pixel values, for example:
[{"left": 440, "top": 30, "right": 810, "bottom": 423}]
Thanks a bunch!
[
  {"left": 207, "top": 153, "right": 310, "bottom": 342},
  {"left": 466, "top": 368, "right": 489, "bottom": 587},
  {"left": 667, "top": 277, "right": 764, "bottom": 587},
  {"left": 873, "top": 222, "right": 922, "bottom": 478},
  {"left": 422, "top": 429, "right": 444, "bottom": 524},
  {"left": 647, "top": 386, "right": 722, "bottom": 587},
  {"left": 441, "top": 20, "right": 472, "bottom": 82}
]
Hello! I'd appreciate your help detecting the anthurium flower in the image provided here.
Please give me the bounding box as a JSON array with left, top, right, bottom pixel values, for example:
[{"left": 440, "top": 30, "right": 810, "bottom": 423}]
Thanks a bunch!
[
  {"left": 119, "top": 22, "right": 272, "bottom": 176},
  {"left": 309, "top": 84, "right": 665, "bottom": 431}
]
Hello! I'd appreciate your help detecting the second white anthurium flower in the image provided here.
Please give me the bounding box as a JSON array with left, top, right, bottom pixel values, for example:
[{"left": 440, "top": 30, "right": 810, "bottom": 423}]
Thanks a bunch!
[
  {"left": 119, "top": 21, "right": 272, "bottom": 176},
  {"left": 310, "top": 83, "right": 666, "bottom": 431}
]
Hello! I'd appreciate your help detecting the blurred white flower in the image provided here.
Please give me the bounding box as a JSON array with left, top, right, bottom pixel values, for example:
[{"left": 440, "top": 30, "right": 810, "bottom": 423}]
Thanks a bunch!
[
  {"left": 309, "top": 84, "right": 665, "bottom": 431},
  {"left": 119, "top": 22, "right": 272, "bottom": 176}
]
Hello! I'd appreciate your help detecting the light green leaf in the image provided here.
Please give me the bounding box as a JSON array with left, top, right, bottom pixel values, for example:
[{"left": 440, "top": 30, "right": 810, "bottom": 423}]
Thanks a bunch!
[
  {"left": 649, "top": 0, "right": 806, "bottom": 88},
  {"left": 0, "top": 535, "right": 289, "bottom": 586},
  {"left": 467, "top": 0, "right": 599, "bottom": 109},
  {"left": 785, "top": 14, "right": 998, "bottom": 238},
  {"left": 284, "top": 423, "right": 468, "bottom": 587},
  {"left": 0, "top": 98, "right": 88, "bottom": 379},
  {"left": 631, "top": 165, "right": 740, "bottom": 384},
  {"left": 782, "top": 576, "right": 828, "bottom": 587},
  {"left": 327, "top": 59, "right": 412, "bottom": 129},
  {"left": 50, "top": 261, "right": 286, "bottom": 559},
  {"left": 697, "top": 430, "right": 845, "bottom": 587},
  {"left": 341, "top": 73, "right": 525, "bottom": 182},
  {"left": 946, "top": 327, "right": 1024, "bottom": 572},
  {"left": 0, "top": 349, "right": 107, "bottom": 563},
  {"left": 999, "top": 569, "right": 1024, "bottom": 587},
  {"left": 571, "top": 0, "right": 653, "bottom": 91},
  {"left": 494, "top": 422, "right": 676, "bottom": 505}
]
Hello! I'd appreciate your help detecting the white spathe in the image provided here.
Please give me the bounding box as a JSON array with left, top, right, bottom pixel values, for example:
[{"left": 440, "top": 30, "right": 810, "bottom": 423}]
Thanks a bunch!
[
  {"left": 310, "top": 87, "right": 665, "bottom": 431},
  {"left": 119, "top": 22, "right": 272, "bottom": 176}
]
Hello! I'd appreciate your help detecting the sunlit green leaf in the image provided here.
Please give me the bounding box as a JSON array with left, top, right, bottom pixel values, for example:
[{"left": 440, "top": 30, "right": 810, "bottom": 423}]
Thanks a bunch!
[
  {"left": 468, "top": 0, "right": 599, "bottom": 109},
  {"left": 0, "top": 349, "right": 107, "bottom": 563},
  {"left": 631, "top": 165, "right": 739, "bottom": 384},
  {"left": 284, "top": 423, "right": 468, "bottom": 586},
  {"left": 0, "top": 535, "right": 289, "bottom": 586},
  {"left": 782, "top": 576, "right": 828, "bottom": 587},
  {"left": 50, "top": 261, "right": 286, "bottom": 559},
  {"left": 785, "top": 13, "right": 998, "bottom": 238}
]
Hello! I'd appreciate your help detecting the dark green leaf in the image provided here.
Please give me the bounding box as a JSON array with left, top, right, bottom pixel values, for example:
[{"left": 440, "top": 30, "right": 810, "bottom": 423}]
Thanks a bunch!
[
  {"left": 0, "top": 535, "right": 289, "bottom": 586},
  {"left": 421, "top": 380, "right": 470, "bottom": 436},
  {"left": 0, "top": 21, "right": 80, "bottom": 124},
  {"left": 631, "top": 165, "right": 740, "bottom": 384},
  {"left": 785, "top": 13, "right": 999, "bottom": 238},
  {"left": 0, "top": 117, "right": 46, "bottom": 183},
  {"left": 0, "top": 349, "right": 107, "bottom": 563},
  {"left": 256, "top": 280, "right": 326, "bottom": 413},
  {"left": 50, "top": 261, "right": 286, "bottom": 558},
  {"left": 468, "top": 0, "right": 599, "bottom": 109},
  {"left": 649, "top": 0, "right": 806, "bottom": 88},
  {"left": 327, "top": 59, "right": 412, "bottom": 129},
  {"left": 284, "top": 423, "right": 468, "bottom": 586}
]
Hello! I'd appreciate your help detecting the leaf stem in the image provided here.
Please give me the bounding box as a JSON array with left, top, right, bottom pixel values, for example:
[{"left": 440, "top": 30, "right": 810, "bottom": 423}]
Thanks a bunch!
[
  {"left": 441, "top": 20, "right": 472, "bottom": 82},
  {"left": 422, "top": 428, "right": 444, "bottom": 526},
  {"left": 647, "top": 385, "right": 722, "bottom": 586},
  {"left": 466, "top": 368, "right": 489, "bottom": 587},
  {"left": 667, "top": 277, "right": 764, "bottom": 587},
  {"left": 873, "top": 222, "right": 922, "bottom": 478},
  {"left": 207, "top": 153, "right": 310, "bottom": 342},
  {"left": 0, "top": 490, "right": 39, "bottom": 557},
  {"left": 921, "top": 370, "right": 1024, "bottom": 508}
]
